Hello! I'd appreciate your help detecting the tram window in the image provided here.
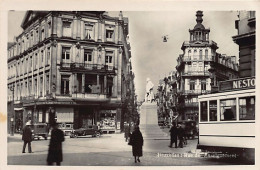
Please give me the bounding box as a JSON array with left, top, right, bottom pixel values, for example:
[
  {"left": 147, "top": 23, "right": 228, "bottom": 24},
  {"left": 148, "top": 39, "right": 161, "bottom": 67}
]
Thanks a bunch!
[
  {"left": 200, "top": 101, "right": 208, "bottom": 122},
  {"left": 239, "top": 96, "right": 255, "bottom": 120},
  {"left": 209, "top": 100, "right": 217, "bottom": 121},
  {"left": 220, "top": 98, "right": 236, "bottom": 121}
]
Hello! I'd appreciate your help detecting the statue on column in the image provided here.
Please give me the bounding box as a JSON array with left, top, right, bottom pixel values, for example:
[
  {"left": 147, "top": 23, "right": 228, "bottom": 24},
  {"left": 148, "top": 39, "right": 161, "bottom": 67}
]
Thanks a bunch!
[{"left": 145, "top": 78, "right": 155, "bottom": 103}]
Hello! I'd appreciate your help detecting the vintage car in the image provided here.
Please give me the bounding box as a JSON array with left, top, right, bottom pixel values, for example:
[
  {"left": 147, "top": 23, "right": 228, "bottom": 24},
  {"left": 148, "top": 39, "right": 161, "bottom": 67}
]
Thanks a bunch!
[
  {"left": 30, "top": 123, "right": 49, "bottom": 140},
  {"left": 70, "top": 125, "right": 102, "bottom": 138}
]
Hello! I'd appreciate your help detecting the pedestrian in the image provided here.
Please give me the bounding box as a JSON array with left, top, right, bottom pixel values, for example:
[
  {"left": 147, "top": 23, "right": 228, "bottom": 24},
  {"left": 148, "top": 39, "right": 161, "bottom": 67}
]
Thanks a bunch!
[
  {"left": 177, "top": 123, "right": 185, "bottom": 148},
  {"left": 129, "top": 126, "right": 143, "bottom": 163},
  {"left": 47, "top": 122, "right": 65, "bottom": 166},
  {"left": 168, "top": 123, "right": 178, "bottom": 148},
  {"left": 22, "top": 121, "right": 33, "bottom": 153},
  {"left": 124, "top": 122, "right": 130, "bottom": 142}
]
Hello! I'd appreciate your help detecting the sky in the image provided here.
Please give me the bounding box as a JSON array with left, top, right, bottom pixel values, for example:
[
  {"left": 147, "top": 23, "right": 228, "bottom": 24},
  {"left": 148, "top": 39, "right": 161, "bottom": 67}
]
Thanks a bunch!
[{"left": 8, "top": 11, "right": 239, "bottom": 101}]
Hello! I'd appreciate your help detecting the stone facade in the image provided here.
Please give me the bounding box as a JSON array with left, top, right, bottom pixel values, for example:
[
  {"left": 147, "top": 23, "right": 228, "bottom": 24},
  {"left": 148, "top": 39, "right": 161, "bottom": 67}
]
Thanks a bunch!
[{"left": 7, "top": 11, "right": 135, "bottom": 134}]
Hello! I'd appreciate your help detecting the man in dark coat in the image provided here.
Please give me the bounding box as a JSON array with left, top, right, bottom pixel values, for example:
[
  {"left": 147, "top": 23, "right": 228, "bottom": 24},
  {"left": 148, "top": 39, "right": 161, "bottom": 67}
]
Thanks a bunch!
[
  {"left": 168, "top": 123, "right": 178, "bottom": 148},
  {"left": 178, "top": 124, "right": 185, "bottom": 148},
  {"left": 22, "top": 121, "right": 33, "bottom": 153},
  {"left": 129, "top": 126, "right": 143, "bottom": 163},
  {"left": 47, "top": 122, "right": 65, "bottom": 166}
]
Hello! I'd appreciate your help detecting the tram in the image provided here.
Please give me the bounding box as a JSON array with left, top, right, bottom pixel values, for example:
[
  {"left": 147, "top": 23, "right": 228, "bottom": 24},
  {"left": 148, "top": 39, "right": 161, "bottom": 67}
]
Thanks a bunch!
[{"left": 197, "top": 77, "right": 255, "bottom": 160}]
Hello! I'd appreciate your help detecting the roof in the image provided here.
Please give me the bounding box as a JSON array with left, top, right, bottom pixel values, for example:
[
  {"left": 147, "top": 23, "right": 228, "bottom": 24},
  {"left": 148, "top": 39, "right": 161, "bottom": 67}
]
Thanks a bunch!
[{"left": 194, "top": 23, "right": 205, "bottom": 30}]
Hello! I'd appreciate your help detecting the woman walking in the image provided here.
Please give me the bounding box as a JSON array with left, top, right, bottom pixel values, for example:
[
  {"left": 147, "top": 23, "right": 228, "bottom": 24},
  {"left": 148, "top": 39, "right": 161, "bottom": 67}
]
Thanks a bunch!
[
  {"left": 47, "top": 122, "right": 65, "bottom": 166},
  {"left": 129, "top": 126, "right": 143, "bottom": 163}
]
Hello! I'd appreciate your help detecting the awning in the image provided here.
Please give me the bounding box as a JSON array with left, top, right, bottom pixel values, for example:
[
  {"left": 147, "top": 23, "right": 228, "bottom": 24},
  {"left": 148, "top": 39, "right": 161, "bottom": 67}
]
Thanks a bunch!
[{"left": 14, "top": 108, "right": 23, "bottom": 111}]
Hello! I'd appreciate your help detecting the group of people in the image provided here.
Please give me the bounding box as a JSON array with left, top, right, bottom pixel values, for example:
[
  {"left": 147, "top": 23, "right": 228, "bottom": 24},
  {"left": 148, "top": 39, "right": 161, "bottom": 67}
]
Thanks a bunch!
[
  {"left": 22, "top": 121, "right": 65, "bottom": 166},
  {"left": 168, "top": 123, "right": 187, "bottom": 148}
]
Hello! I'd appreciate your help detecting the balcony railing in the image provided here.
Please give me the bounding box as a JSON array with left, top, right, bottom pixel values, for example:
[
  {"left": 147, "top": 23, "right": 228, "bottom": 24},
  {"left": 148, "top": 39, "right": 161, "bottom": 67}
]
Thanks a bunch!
[
  {"left": 72, "top": 93, "right": 109, "bottom": 101},
  {"left": 60, "top": 62, "right": 116, "bottom": 72},
  {"left": 184, "top": 90, "right": 211, "bottom": 95},
  {"left": 183, "top": 71, "right": 210, "bottom": 76},
  {"left": 183, "top": 55, "right": 213, "bottom": 61}
]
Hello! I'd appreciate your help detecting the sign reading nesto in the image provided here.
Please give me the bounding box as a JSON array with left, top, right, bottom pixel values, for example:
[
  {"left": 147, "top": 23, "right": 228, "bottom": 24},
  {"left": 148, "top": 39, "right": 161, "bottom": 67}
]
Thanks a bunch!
[
  {"left": 219, "top": 77, "right": 255, "bottom": 91},
  {"left": 233, "top": 77, "right": 255, "bottom": 89}
]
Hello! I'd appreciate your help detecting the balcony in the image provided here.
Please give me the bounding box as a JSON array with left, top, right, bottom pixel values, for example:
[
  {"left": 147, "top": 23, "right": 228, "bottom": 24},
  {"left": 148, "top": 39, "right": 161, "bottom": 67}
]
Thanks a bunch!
[
  {"left": 183, "top": 55, "right": 213, "bottom": 62},
  {"left": 71, "top": 93, "right": 109, "bottom": 102},
  {"left": 184, "top": 90, "right": 211, "bottom": 95},
  {"left": 183, "top": 71, "right": 210, "bottom": 76},
  {"left": 60, "top": 62, "right": 116, "bottom": 74}
]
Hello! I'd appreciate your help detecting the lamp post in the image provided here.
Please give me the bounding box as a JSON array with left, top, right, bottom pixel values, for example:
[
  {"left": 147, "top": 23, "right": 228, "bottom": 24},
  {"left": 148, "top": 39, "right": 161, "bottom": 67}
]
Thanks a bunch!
[{"left": 10, "top": 83, "right": 15, "bottom": 136}]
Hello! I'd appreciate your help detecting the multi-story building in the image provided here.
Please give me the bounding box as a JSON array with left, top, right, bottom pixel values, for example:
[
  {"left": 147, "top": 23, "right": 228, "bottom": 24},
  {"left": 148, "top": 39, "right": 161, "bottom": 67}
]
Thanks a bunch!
[
  {"left": 175, "top": 11, "right": 239, "bottom": 122},
  {"left": 7, "top": 11, "right": 135, "bottom": 134},
  {"left": 232, "top": 11, "right": 255, "bottom": 78},
  {"left": 156, "top": 71, "right": 178, "bottom": 125}
]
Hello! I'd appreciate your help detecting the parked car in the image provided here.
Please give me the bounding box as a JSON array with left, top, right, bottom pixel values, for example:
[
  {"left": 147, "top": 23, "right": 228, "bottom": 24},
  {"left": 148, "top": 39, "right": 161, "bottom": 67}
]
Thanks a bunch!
[
  {"left": 30, "top": 123, "right": 49, "bottom": 140},
  {"left": 70, "top": 125, "right": 102, "bottom": 138},
  {"left": 177, "top": 120, "right": 198, "bottom": 139}
]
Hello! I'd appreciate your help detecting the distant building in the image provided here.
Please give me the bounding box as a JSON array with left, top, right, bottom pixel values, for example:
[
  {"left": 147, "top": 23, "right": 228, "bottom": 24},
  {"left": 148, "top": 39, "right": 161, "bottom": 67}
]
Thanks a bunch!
[
  {"left": 175, "top": 11, "right": 239, "bottom": 122},
  {"left": 7, "top": 11, "right": 135, "bottom": 134},
  {"left": 232, "top": 11, "right": 255, "bottom": 78}
]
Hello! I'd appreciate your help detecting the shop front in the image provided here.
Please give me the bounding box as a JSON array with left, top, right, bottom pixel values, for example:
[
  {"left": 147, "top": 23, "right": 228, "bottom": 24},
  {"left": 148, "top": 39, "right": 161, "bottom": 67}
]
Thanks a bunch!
[{"left": 98, "top": 109, "right": 121, "bottom": 134}]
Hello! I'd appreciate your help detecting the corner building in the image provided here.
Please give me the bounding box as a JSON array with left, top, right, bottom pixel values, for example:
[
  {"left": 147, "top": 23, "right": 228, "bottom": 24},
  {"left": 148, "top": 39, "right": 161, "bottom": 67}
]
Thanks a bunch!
[
  {"left": 7, "top": 11, "right": 133, "bottom": 133},
  {"left": 175, "top": 11, "right": 239, "bottom": 122}
]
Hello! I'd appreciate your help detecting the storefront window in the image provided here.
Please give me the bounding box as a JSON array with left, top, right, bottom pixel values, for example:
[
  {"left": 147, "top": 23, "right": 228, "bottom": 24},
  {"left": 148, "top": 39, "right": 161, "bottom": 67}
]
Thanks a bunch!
[
  {"left": 239, "top": 96, "right": 255, "bottom": 120},
  {"left": 220, "top": 98, "right": 236, "bottom": 121},
  {"left": 209, "top": 100, "right": 217, "bottom": 121},
  {"left": 200, "top": 101, "right": 208, "bottom": 122},
  {"left": 99, "top": 110, "right": 116, "bottom": 130}
]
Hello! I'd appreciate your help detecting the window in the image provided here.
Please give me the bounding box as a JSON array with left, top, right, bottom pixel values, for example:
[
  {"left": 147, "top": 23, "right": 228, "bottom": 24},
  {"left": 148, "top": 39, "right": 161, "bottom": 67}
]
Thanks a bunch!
[
  {"left": 85, "top": 24, "right": 93, "bottom": 40},
  {"left": 30, "top": 32, "right": 34, "bottom": 46},
  {"left": 190, "top": 81, "right": 195, "bottom": 90},
  {"left": 62, "top": 21, "right": 71, "bottom": 37},
  {"left": 30, "top": 56, "right": 32, "bottom": 71},
  {"left": 220, "top": 98, "right": 236, "bottom": 121},
  {"left": 105, "top": 52, "right": 113, "bottom": 64},
  {"left": 48, "top": 22, "right": 51, "bottom": 37},
  {"left": 61, "top": 76, "right": 70, "bottom": 95},
  {"left": 40, "top": 50, "right": 44, "bottom": 67},
  {"left": 201, "top": 81, "right": 206, "bottom": 90},
  {"left": 199, "top": 50, "right": 202, "bottom": 60},
  {"left": 84, "top": 50, "right": 92, "bottom": 63},
  {"left": 46, "top": 47, "right": 51, "bottom": 65},
  {"left": 209, "top": 100, "right": 217, "bottom": 121},
  {"left": 34, "top": 53, "right": 38, "bottom": 69},
  {"left": 200, "top": 101, "right": 208, "bottom": 122},
  {"left": 34, "top": 79, "right": 37, "bottom": 95},
  {"left": 249, "top": 11, "right": 255, "bottom": 18},
  {"left": 62, "top": 47, "right": 70, "bottom": 63},
  {"left": 46, "top": 75, "right": 49, "bottom": 94},
  {"left": 205, "top": 49, "right": 208, "bottom": 59},
  {"left": 41, "top": 29, "right": 45, "bottom": 41},
  {"left": 106, "top": 29, "right": 114, "bottom": 40},
  {"left": 35, "top": 30, "right": 39, "bottom": 43},
  {"left": 239, "top": 96, "right": 255, "bottom": 120}
]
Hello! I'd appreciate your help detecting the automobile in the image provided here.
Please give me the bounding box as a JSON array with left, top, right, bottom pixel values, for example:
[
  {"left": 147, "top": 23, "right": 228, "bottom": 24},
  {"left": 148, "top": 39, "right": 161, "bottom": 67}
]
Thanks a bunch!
[
  {"left": 30, "top": 123, "right": 49, "bottom": 140},
  {"left": 70, "top": 125, "right": 102, "bottom": 138},
  {"left": 177, "top": 120, "right": 198, "bottom": 139}
]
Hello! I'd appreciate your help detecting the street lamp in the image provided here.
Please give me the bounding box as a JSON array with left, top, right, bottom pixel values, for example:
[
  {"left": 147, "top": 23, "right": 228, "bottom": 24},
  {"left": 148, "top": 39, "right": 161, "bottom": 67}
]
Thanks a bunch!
[{"left": 10, "top": 84, "right": 15, "bottom": 136}]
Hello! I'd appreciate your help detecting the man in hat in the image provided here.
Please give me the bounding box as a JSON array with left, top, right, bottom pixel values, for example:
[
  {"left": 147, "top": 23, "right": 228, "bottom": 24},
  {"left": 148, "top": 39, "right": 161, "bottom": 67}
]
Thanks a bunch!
[{"left": 22, "top": 121, "right": 33, "bottom": 153}]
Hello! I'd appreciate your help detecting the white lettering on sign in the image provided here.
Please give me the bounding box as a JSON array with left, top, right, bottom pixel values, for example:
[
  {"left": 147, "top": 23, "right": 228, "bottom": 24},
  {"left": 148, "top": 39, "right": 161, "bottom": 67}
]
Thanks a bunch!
[{"left": 233, "top": 78, "right": 255, "bottom": 89}]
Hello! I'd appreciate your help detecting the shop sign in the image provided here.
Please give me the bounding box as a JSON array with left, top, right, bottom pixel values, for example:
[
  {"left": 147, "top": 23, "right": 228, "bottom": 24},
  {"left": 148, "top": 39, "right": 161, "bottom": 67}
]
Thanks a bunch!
[
  {"left": 219, "top": 77, "right": 255, "bottom": 91},
  {"left": 233, "top": 78, "right": 255, "bottom": 89}
]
